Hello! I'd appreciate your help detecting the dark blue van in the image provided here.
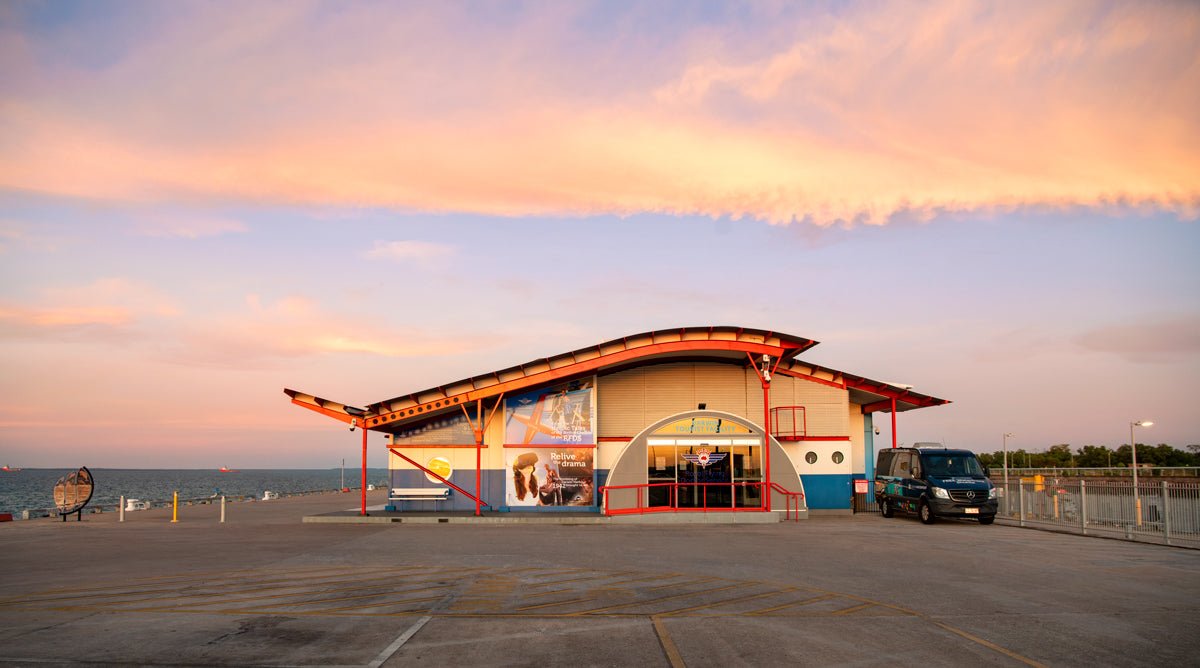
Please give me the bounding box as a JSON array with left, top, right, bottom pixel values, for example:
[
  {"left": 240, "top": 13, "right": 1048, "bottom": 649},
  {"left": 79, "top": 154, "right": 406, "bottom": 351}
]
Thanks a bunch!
[{"left": 874, "top": 446, "right": 997, "bottom": 524}]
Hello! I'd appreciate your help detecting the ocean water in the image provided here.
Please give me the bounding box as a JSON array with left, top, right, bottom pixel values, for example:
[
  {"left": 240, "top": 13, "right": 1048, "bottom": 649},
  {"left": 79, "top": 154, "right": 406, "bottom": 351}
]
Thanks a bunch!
[{"left": 0, "top": 468, "right": 389, "bottom": 517}]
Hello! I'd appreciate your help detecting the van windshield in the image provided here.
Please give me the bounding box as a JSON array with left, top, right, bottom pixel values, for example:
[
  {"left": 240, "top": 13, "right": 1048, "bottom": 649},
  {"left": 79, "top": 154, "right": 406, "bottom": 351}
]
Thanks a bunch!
[{"left": 920, "top": 453, "right": 985, "bottom": 478}]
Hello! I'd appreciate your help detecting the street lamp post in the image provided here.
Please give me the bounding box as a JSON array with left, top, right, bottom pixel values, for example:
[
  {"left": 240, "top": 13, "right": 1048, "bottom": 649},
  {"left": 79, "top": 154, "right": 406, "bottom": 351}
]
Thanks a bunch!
[
  {"left": 1003, "top": 433, "right": 1014, "bottom": 513},
  {"left": 1130, "top": 420, "right": 1153, "bottom": 526}
]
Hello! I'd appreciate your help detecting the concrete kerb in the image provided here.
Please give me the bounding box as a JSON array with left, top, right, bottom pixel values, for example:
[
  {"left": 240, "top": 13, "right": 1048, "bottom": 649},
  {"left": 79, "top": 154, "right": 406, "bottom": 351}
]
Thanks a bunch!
[{"left": 303, "top": 510, "right": 796, "bottom": 524}]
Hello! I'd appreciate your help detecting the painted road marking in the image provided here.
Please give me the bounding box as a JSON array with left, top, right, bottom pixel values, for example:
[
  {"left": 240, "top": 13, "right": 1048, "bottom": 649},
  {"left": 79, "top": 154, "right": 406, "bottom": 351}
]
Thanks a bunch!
[
  {"left": 366, "top": 615, "right": 431, "bottom": 668},
  {"left": 652, "top": 615, "right": 686, "bottom": 668}
]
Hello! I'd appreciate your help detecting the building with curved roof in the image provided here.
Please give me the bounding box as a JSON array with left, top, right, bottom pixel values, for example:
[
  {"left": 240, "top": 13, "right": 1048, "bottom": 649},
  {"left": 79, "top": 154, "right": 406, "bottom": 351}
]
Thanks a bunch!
[{"left": 285, "top": 326, "right": 948, "bottom": 519}]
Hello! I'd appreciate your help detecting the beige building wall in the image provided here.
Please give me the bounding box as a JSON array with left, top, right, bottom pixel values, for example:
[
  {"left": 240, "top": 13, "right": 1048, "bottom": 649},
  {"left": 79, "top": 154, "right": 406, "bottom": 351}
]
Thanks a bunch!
[
  {"left": 598, "top": 363, "right": 851, "bottom": 439},
  {"left": 849, "top": 407, "right": 865, "bottom": 475}
]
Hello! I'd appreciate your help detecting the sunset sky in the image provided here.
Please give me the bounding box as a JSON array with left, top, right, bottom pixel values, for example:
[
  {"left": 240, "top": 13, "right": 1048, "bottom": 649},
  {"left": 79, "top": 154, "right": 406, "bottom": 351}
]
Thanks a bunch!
[{"left": 2, "top": 1, "right": 1197, "bottom": 468}]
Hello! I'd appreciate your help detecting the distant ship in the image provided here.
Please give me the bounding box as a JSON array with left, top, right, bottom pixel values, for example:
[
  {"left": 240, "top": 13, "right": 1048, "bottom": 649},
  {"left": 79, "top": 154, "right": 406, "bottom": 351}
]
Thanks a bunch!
[
  {"left": 219, "top": 466, "right": 239, "bottom": 473},
  {"left": 1, "top": 465, "right": 21, "bottom": 472}
]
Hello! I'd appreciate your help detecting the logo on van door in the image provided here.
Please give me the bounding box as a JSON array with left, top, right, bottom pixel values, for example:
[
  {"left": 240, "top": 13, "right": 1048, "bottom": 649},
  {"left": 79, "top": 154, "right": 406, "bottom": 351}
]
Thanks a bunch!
[{"left": 681, "top": 449, "right": 727, "bottom": 468}]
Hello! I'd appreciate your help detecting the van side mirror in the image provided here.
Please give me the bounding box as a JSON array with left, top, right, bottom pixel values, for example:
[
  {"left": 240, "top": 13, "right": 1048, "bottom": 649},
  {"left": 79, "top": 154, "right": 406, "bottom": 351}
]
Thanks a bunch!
[{"left": 983, "top": 467, "right": 991, "bottom": 477}]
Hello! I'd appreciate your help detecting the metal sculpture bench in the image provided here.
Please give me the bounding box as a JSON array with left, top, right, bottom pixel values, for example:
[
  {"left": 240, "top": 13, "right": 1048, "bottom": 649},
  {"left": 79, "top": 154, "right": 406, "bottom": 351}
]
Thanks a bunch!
[
  {"left": 389, "top": 488, "right": 450, "bottom": 501},
  {"left": 54, "top": 467, "right": 94, "bottom": 521}
]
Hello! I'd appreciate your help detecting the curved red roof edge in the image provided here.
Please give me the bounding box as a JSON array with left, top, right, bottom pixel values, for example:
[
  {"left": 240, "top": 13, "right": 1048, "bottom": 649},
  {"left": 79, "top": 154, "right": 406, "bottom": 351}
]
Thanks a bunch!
[{"left": 283, "top": 325, "right": 948, "bottom": 430}]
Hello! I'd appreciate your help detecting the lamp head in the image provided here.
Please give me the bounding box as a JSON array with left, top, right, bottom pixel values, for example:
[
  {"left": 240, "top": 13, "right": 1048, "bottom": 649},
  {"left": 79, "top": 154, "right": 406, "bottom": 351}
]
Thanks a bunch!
[{"left": 1133, "top": 420, "right": 1153, "bottom": 428}]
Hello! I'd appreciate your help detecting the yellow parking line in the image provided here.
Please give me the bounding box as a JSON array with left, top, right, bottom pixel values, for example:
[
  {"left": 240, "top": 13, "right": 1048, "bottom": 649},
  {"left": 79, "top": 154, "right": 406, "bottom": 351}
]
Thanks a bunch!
[
  {"left": 209, "top": 584, "right": 456, "bottom": 611},
  {"left": 931, "top": 621, "right": 1047, "bottom": 668},
  {"left": 522, "top": 588, "right": 573, "bottom": 599},
  {"left": 0, "top": 567, "right": 402, "bottom": 606},
  {"left": 831, "top": 602, "right": 875, "bottom": 615},
  {"left": 516, "top": 597, "right": 593, "bottom": 612},
  {"left": 297, "top": 594, "right": 450, "bottom": 614},
  {"left": 659, "top": 587, "right": 798, "bottom": 616},
  {"left": 609, "top": 573, "right": 683, "bottom": 586},
  {"left": 747, "top": 593, "right": 837, "bottom": 615},
  {"left": 652, "top": 616, "right": 686, "bottom": 668},
  {"left": 648, "top": 576, "right": 721, "bottom": 591},
  {"left": 570, "top": 582, "right": 745, "bottom": 616},
  {"left": 528, "top": 571, "right": 637, "bottom": 588}
]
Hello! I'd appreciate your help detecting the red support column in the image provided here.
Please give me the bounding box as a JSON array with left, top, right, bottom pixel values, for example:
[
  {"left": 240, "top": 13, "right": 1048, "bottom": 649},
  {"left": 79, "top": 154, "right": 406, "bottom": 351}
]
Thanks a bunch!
[
  {"left": 891, "top": 397, "right": 897, "bottom": 449},
  {"left": 763, "top": 381, "right": 772, "bottom": 512},
  {"left": 360, "top": 423, "right": 368, "bottom": 516},
  {"left": 475, "top": 400, "right": 482, "bottom": 517}
]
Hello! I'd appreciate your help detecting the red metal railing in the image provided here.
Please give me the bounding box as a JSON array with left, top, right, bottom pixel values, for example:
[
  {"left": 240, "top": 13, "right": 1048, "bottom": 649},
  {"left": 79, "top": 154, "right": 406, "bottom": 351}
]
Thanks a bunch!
[
  {"left": 599, "top": 481, "right": 803, "bottom": 522},
  {"left": 766, "top": 482, "right": 804, "bottom": 522},
  {"left": 769, "top": 406, "right": 807, "bottom": 440}
]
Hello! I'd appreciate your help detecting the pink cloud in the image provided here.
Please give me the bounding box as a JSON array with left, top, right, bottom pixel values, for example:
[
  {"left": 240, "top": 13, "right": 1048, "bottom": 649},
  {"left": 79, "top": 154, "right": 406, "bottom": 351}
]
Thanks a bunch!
[
  {"left": 0, "top": 1, "right": 1195, "bottom": 225},
  {"left": 0, "top": 278, "right": 178, "bottom": 336},
  {"left": 131, "top": 218, "right": 248, "bottom": 239},
  {"left": 365, "top": 240, "right": 455, "bottom": 262},
  {"left": 1075, "top": 316, "right": 1200, "bottom": 363},
  {"left": 170, "top": 294, "right": 492, "bottom": 368}
]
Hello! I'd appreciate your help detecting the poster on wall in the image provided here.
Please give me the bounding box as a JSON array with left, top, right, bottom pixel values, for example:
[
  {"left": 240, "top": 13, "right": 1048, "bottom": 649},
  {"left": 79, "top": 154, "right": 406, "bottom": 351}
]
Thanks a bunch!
[
  {"left": 506, "top": 448, "right": 595, "bottom": 507},
  {"left": 505, "top": 379, "right": 595, "bottom": 445}
]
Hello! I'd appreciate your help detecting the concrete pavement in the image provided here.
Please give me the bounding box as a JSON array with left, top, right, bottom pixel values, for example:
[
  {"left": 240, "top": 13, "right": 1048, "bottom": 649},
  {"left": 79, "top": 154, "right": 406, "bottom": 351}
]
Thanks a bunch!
[{"left": 1, "top": 489, "right": 1197, "bottom": 666}]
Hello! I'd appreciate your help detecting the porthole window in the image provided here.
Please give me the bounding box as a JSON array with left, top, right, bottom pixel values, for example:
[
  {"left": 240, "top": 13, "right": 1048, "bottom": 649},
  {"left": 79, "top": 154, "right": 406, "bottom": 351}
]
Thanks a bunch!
[
  {"left": 832, "top": 451, "right": 845, "bottom": 464},
  {"left": 805, "top": 451, "right": 818, "bottom": 464}
]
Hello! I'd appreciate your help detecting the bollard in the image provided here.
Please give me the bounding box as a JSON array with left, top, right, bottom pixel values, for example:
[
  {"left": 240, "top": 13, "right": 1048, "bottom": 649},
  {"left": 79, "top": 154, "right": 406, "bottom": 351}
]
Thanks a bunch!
[
  {"left": 1080, "top": 480, "right": 1088, "bottom": 534},
  {"left": 1018, "top": 483, "right": 1025, "bottom": 527},
  {"left": 220, "top": 495, "right": 226, "bottom": 524},
  {"left": 1162, "top": 480, "right": 1171, "bottom": 545},
  {"left": 119, "top": 495, "right": 125, "bottom": 523},
  {"left": 171, "top": 491, "right": 179, "bottom": 523}
]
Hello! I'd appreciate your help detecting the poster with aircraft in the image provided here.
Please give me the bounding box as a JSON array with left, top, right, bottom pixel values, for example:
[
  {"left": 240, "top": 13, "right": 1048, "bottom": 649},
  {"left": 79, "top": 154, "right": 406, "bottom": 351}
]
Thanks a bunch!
[{"left": 504, "top": 379, "right": 595, "bottom": 445}]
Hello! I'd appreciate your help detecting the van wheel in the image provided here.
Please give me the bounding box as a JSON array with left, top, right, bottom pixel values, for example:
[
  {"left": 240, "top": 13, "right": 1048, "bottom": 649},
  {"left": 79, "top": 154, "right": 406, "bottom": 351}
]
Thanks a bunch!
[
  {"left": 918, "top": 500, "right": 935, "bottom": 524},
  {"left": 880, "top": 499, "right": 893, "bottom": 518},
  {"left": 979, "top": 516, "right": 994, "bottom": 525}
]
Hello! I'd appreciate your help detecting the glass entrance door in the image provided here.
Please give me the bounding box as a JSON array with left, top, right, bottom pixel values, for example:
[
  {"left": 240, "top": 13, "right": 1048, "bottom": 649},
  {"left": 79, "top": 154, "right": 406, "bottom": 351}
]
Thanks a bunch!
[{"left": 677, "top": 445, "right": 733, "bottom": 508}]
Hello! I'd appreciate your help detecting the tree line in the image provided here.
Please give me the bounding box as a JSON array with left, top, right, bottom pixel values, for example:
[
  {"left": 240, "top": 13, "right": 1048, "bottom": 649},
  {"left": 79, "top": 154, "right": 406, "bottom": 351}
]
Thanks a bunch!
[{"left": 975, "top": 443, "right": 1200, "bottom": 469}]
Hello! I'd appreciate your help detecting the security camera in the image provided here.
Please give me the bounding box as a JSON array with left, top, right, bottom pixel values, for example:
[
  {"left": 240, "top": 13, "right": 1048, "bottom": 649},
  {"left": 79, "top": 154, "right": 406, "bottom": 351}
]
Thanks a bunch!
[
  {"left": 349, "top": 418, "right": 357, "bottom": 432},
  {"left": 874, "top": 426, "right": 881, "bottom": 436}
]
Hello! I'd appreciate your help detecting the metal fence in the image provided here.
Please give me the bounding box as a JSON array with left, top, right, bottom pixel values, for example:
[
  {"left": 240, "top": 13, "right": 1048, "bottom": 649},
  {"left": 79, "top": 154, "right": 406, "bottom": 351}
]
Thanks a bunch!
[
  {"left": 853, "top": 479, "right": 1200, "bottom": 549},
  {"left": 997, "top": 478, "right": 1200, "bottom": 548}
]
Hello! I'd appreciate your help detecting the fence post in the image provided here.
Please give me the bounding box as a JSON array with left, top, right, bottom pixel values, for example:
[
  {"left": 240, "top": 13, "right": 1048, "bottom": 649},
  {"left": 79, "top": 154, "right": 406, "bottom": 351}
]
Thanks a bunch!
[
  {"left": 1161, "top": 480, "right": 1171, "bottom": 546},
  {"left": 1079, "top": 480, "right": 1087, "bottom": 535},
  {"left": 1018, "top": 481, "right": 1025, "bottom": 527},
  {"left": 220, "top": 495, "right": 226, "bottom": 524},
  {"left": 119, "top": 495, "right": 125, "bottom": 523}
]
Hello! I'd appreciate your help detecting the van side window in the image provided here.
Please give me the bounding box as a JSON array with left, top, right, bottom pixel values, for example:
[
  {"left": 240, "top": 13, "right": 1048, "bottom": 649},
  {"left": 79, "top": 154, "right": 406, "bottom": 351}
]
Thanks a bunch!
[{"left": 877, "top": 451, "right": 895, "bottom": 477}]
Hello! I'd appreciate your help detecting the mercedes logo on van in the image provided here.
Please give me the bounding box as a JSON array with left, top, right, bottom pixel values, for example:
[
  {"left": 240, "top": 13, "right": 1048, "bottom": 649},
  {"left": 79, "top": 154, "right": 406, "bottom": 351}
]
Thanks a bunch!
[{"left": 966, "top": 491, "right": 975, "bottom": 499}]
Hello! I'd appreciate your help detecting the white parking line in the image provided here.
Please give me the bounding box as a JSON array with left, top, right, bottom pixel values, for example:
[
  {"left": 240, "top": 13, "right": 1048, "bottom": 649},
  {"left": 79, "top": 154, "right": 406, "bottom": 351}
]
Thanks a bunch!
[{"left": 367, "top": 615, "right": 432, "bottom": 668}]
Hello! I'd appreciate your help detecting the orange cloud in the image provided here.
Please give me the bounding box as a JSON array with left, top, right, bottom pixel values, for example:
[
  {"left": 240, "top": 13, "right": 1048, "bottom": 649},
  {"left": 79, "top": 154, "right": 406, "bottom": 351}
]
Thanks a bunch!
[{"left": 0, "top": 1, "right": 1195, "bottom": 225}]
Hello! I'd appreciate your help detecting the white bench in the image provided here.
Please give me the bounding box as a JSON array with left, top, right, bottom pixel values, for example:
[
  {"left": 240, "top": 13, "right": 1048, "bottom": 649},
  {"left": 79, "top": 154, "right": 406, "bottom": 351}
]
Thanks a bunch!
[{"left": 389, "top": 488, "right": 450, "bottom": 501}]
